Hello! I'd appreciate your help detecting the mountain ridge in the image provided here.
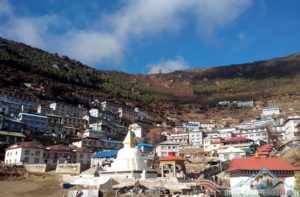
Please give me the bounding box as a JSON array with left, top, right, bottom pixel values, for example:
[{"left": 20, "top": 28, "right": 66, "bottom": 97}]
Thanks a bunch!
[{"left": 1, "top": 37, "right": 300, "bottom": 118}]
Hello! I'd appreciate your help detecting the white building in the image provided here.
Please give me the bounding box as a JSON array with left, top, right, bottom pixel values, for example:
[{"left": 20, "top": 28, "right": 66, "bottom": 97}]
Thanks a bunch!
[
  {"left": 283, "top": 116, "right": 300, "bottom": 142},
  {"left": 5, "top": 141, "right": 45, "bottom": 165},
  {"left": 167, "top": 131, "right": 189, "bottom": 144},
  {"left": 129, "top": 123, "right": 143, "bottom": 138},
  {"left": 203, "top": 137, "right": 223, "bottom": 152},
  {"left": 156, "top": 141, "right": 180, "bottom": 158},
  {"left": 217, "top": 147, "right": 246, "bottom": 161},
  {"left": 239, "top": 127, "right": 269, "bottom": 142},
  {"left": 262, "top": 107, "right": 280, "bottom": 117},
  {"left": 189, "top": 130, "right": 203, "bottom": 145}
]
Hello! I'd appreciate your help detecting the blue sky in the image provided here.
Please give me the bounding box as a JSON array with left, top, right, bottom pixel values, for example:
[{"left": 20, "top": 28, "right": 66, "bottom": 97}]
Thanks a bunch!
[{"left": 0, "top": 0, "right": 300, "bottom": 74}]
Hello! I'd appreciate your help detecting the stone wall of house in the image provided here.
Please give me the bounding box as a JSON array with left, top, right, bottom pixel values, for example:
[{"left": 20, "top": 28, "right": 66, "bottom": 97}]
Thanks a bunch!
[
  {"left": 24, "top": 164, "right": 56, "bottom": 173},
  {"left": 55, "top": 163, "right": 89, "bottom": 174}
]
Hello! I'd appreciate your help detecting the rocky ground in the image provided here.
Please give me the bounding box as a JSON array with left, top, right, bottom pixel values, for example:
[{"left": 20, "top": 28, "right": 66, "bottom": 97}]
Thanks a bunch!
[{"left": 0, "top": 173, "right": 63, "bottom": 197}]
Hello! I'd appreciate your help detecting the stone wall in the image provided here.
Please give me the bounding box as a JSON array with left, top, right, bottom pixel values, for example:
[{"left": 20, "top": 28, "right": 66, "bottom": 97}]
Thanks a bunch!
[
  {"left": 24, "top": 164, "right": 56, "bottom": 173},
  {"left": 56, "top": 163, "right": 82, "bottom": 174}
]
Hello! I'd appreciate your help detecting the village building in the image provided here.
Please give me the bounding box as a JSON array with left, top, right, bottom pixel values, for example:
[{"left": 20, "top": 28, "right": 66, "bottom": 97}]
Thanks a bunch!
[
  {"left": 238, "top": 126, "right": 269, "bottom": 142},
  {"left": 156, "top": 141, "right": 180, "bottom": 158},
  {"left": 283, "top": 115, "right": 300, "bottom": 142},
  {"left": 90, "top": 150, "right": 118, "bottom": 169},
  {"left": 45, "top": 144, "right": 73, "bottom": 164},
  {"left": 49, "top": 102, "right": 87, "bottom": 118},
  {"left": 72, "top": 136, "right": 103, "bottom": 151},
  {"left": 217, "top": 147, "right": 246, "bottom": 161},
  {"left": 261, "top": 106, "right": 280, "bottom": 117},
  {"left": 72, "top": 147, "right": 92, "bottom": 165},
  {"left": 188, "top": 130, "right": 204, "bottom": 145},
  {"left": 167, "top": 131, "right": 189, "bottom": 144},
  {"left": 5, "top": 141, "right": 45, "bottom": 165},
  {"left": 18, "top": 113, "right": 48, "bottom": 133},
  {"left": 101, "top": 101, "right": 121, "bottom": 113},
  {"left": 60, "top": 116, "right": 88, "bottom": 128},
  {"left": 0, "top": 115, "right": 24, "bottom": 132},
  {"left": 203, "top": 137, "right": 223, "bottom": 152},
  {"left": 227, "top": 156, "right": 300, "bottom": 197}
]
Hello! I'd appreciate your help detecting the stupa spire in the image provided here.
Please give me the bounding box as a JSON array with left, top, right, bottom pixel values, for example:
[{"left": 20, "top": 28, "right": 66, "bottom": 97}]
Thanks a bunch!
[{"left": 123, "top": 126, "right": 136, "bottom": 148}]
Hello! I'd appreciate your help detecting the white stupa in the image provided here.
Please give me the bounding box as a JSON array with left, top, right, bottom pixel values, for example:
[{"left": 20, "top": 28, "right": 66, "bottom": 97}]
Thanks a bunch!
[{"left": 101, "top": 128, "right": 157, "bottom": 178}]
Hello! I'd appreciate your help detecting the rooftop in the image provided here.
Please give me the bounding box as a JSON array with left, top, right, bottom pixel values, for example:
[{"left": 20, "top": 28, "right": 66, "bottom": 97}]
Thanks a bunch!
[
  {"left": 221, "top": 137, "right": 253, "bottom": 144},
  {"left": 228, "top": 157, "right": 300, "bottom": 171},
  {"left": 0, "top": 131, "right": 26, "bottom": 138},
  {"left": 92, "top": 150, "right": 118, "bottom": 158},
  {"left": 160, "top": 152, "right": 185, "bottom": 162}
]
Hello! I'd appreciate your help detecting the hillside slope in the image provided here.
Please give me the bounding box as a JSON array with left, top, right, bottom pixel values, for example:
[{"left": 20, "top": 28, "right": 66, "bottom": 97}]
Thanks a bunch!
[{"left": 1, "top": 37, "right": 300, "bottom": 117}]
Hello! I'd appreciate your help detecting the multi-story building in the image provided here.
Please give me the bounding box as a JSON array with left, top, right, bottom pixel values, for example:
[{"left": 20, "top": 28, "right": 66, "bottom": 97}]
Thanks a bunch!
[
  {"left": 89, "top": 109, "right": 116, "bottom": 121},
  {"left": 203, "top": 137, "right": 223, "bottom": 152},
  {"left": 0, "top": 90, "right": 39, "bottom": 114},
  {"left": 49, "top": 102, "right": 87, "bottom": 118},
  {"left": 72, "top": 136, "right": 103, "bottom": 151},
  {"left": 188, "top": 130, "right": 203, "bottom": 145},
  {"left": 182, "top": 122, "right": 200, "bottom": 131},
  {"left": 101, "top": 139, "right": 123, "bottom": 150},
  {"left": 45, "top": 144, "right": 73, "bottom": 164},
  {"left": 61, "top": 116, "right": 87, "bottom": 128},
  {"left": 118, "top": 107, "right": 139, "bottom": 120},
  {"left": 0, "top": 115, "right": 24, "bottom": 132},
  {"left": 73, "top": 147, "right": 92, "bottom": 165},
  {"left": 156, "top": 141, "right": 180, "bottom": 158},
  {"left": 261, "top": 107, "right": 280, "bottom": 117},
  {"left": 5, "top": 141, "right": 45, "bottom": 165},
  {"left": 283, "top": 116, "right": 300, "bottom": 142},
  {"left": 238, "top": 126, "right": 269, "bottom": 142},
  {"left": 18, "top": 113, "right": 48, "bottom": 132},
  {"left": 101, "top": 101, "right": 121, "bottom": 113},
  {"left": 167, "top": 131, "right": 189, "bottom": 144},
  {"left": 217, "top": 147, "right": 246, "bottom": 161}
]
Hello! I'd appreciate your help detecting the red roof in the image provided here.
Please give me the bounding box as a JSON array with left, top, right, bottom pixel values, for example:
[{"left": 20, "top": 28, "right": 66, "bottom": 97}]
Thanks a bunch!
[
  {"left": 228, "top": 157, "right": 300, "bottom": 171},
  {"left": 211, "top": 141, "right": 222, "bottom": 144},
  {"left": 160, "top": 152, "right": 185, "bottom": 162},
  {"left": 221, "top": 137, "right": 253, "bottom": 144}
]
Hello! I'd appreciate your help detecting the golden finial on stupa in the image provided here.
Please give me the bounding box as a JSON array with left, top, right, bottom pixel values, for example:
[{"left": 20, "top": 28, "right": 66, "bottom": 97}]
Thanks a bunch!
[{"left": 123, "top": 127, "right": 136, "bottom": 148}]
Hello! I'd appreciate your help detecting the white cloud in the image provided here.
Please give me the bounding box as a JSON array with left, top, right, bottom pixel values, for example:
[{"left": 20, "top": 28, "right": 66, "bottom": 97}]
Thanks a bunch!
[
  {"left": 148, "top": 57, "right": 189, "bottom": 74},
  {"left": 0, "top": 0, "right": 253, "bottom": 67}
]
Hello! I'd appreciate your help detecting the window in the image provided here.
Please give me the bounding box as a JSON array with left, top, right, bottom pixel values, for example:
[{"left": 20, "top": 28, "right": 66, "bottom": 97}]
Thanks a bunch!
[
  {"left": 25, "top": 150, "right": 30, "bottom": 155},
  {"left": 15, "top": 151, "right": 18, "bottom": 155},
  {"left": 234, "top": 153, "right": 240, "bottom": 158},
  {"left": 34, "top": 158, "right": 40, "bottom": 163},
  {"left": 36, "top": 151, "right": 40, "bottom": 155},
  {"left": 224, "top": 154, "right": 230, "bottom": 160},
  {"left": 79, "top": 154, "right": 83, "bottom": 159},
  {"left": 23, "top": 157, "right": 29, "bottom": 163}
]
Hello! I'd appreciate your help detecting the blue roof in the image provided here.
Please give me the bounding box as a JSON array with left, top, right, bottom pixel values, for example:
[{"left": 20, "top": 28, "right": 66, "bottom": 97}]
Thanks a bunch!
[
  {"left": 92, "top": 150, "right": 118, "bottom": 158},
  {"left": 137, "top": 142, "right": 154, "bottom": 147}
]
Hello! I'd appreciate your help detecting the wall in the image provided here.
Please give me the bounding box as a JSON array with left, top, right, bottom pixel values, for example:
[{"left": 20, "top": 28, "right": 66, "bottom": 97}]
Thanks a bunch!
[
  {"left": 24, "top": 164, "right": 56, "bottom": 173},
  {"left": 55, "top": 163, "right": 89, "bottom": 174}
]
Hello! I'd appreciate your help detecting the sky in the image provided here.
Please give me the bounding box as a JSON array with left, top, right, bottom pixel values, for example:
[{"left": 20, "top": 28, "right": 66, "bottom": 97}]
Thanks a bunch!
[{"left": 0, "top": 0, "right": 300, "bottom": 74}]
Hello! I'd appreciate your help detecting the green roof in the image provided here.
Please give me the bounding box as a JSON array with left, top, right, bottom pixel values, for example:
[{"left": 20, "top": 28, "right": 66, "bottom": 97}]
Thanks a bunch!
[{"left": 0, "top": 131, "right": 26, "bottom": 137}]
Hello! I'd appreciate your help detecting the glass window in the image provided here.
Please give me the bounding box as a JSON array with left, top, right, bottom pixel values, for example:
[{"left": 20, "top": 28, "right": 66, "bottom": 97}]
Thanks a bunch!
[
  {"left": 79, "top": 154, "right": 83, "bottom": 158},
  {"left": 23, "top": 157, "right": 29, "bottom": 163},
  {"left": 25, "top": 150, "right": 30, "bottom": 155},
  {"left": 34, "top": 158, "right": 39, "bottom": 163},
  {"left": 36, "top": 151, "right": 40, "bottom": 155}
]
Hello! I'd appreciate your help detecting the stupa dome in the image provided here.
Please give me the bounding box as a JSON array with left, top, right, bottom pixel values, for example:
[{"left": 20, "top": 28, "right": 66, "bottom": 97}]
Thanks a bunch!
[{"left": 117, "top": 147, "right": 142, "bottom": 159}]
